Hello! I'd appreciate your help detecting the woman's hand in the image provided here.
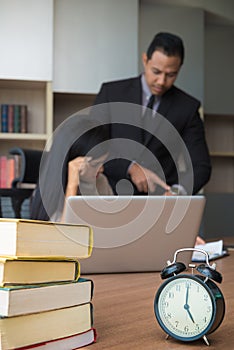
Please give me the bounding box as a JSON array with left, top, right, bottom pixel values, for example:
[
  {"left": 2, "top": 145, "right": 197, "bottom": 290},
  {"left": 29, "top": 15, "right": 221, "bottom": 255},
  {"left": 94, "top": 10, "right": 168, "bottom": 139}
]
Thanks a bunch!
[{"left": 65, "top": 156, "right": 91, "bottom": 197}]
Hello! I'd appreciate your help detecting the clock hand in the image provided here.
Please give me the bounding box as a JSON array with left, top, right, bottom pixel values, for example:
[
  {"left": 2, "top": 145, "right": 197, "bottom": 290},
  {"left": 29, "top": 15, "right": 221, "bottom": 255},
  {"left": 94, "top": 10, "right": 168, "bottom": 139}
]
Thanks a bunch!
[
  {"left": 185, "top": 284, "right": 189, "bottom": 304},
  {"left": 184, "top": 284, "right": 195, "bottom": 323},
  {"left": 187, "top": 307, "right": 195, "bottom": 323}
]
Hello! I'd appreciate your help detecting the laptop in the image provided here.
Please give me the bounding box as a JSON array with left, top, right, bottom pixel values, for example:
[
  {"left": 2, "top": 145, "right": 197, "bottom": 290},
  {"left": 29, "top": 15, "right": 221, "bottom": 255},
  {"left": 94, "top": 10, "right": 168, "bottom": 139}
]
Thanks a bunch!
[{"left": 64, "top": 195, "right": 206, "bottom": 273}]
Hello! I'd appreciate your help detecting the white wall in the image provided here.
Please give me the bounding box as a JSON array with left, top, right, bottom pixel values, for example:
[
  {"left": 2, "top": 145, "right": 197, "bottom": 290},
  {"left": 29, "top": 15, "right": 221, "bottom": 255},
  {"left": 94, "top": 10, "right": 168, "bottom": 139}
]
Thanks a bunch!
[
  {"left": 204, "top": 24, "right": 234, "bottom": 114},
  {"left": 0, "top": 0, "right": 53, "bottom": 80},
  {"left": 139, "top": 3, "right": 204, "bottom": 103},
  {"left": 142, "top": 0, "right": 234, "bottom": 24},
  {"left": 53, "top": 0, "right": 139, "bottom": 93}
]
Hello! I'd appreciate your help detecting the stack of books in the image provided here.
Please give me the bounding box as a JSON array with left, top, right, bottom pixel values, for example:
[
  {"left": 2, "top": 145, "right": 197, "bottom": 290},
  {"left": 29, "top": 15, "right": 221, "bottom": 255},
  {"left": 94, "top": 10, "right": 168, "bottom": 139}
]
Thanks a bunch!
[
  {"left": 1, "top": 104, "right": 28, "bottom": 133},
  {"left": 0, "top": 218, "right": 96, "bottom": 349}
]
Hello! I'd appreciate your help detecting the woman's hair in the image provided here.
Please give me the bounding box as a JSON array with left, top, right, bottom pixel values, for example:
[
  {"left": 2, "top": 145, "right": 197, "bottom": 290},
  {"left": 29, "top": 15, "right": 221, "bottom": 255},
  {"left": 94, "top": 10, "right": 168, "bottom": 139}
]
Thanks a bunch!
[{"left": 30, "top": 115, "right": 109, "bottom": 221}]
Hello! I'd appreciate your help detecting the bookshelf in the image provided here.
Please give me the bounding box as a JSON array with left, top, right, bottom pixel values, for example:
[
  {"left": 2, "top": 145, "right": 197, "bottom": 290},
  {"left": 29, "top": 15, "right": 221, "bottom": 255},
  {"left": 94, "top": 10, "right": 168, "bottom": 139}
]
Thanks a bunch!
[
  {"left": 0, "top": 79, "right": 53, "bottom": 155},
  {"left": 204, "top": 114, "right": 234, "bottom": 193},
  {"left": 53, "top": 93, "right": 95, "bottom": 130}
]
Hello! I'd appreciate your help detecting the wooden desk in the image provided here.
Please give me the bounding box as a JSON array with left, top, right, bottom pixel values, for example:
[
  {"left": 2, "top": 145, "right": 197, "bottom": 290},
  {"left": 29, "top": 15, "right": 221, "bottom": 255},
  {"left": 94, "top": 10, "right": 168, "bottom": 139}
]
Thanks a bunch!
[{"left": 87, "top": 250, "right": 234, "bottom": 349}]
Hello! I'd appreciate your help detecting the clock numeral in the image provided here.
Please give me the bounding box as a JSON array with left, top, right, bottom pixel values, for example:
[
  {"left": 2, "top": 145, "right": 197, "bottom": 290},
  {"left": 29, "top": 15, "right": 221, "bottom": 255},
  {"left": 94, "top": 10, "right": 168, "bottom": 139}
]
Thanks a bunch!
[
  {"left": 195, "top": 324, "right": 200, "bottom": 331},
  {"left": 184, "top": 326, "right": 189, "bottom": 333},
  {"left": 203, "top": 316, "right": 207, "bottom": 323},
  {"left": 167, "top": 313, "right": 172, "bottom": 319},
  {"left": 168, "top": 292, "right": 174, "bottom": 299},
  {"left": 175, "top": 285, "right": 181, "bottom": 292},
  {"left": 175, "top": 321, "right": 179, "bottom": 328},
  {"left": 204, "top": 294, "right": 208, "bottom": 301},
  {"left": 163, "top": 301, "right": 169, "bottom": 308},
  {"left": 207, "top": 306, "right": 212, "bottom": 313}
]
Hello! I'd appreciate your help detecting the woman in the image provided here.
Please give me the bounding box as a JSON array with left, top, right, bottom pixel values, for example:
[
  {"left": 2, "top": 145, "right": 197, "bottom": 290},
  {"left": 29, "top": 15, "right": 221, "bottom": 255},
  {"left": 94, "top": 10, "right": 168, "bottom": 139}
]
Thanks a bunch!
[{"left": 30, "top": 115, "right": 112, "bottom": 221}]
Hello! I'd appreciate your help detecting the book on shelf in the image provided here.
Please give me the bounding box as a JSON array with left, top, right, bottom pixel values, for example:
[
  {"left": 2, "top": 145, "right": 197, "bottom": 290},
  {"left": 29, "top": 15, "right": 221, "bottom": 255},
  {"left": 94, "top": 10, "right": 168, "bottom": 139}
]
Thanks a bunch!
[
  {"left": 0, "top": 277, "right": 93, "bottom": 317},
  {"left": 0, "top": 218, "right": 93, "bottom": 259},
  {"left": 1, "top": 104, "right": 8, "bottom": 132},
  {"left": 0, "top": 302, "right": 93, "bottom": 350},
  {"left": 6, "top": 158, "right": 15, "bottom": 188},
  {"left": 0, "top": 156, "right": 8, "bottom": 188},
  {"left": 0, "top": 257, "right": 80, "bottom": 287},
  {"left": 0, "top": 104, "right": 28, "bottom": 133},
  {"left": 7, "top": 105, "right": 14, "bottom": 133},
  {"left": 0, "top": 155, "right": 16, "bottom": 189},
  {"left": 20, "top": 105, "right": 28, "bottom": 133},
  {"left": 13, "top": 105, "right": 21, "bottom": 133},
  {"left": 17, "top": 328, "right": 97, "bottom": 350}
]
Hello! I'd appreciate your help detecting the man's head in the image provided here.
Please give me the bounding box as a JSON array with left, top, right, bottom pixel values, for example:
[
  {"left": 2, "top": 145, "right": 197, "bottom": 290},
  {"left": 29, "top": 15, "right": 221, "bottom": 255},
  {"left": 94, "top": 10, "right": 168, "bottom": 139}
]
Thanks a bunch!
[{"left": 142, "top": 32, "right": 184, "bottom": 96}]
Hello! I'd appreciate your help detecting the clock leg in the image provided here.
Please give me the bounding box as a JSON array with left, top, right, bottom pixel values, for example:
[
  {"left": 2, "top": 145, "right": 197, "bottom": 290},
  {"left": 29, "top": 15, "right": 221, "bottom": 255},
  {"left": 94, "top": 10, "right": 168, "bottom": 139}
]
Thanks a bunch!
[{"left": 203, "top": 335, "right": 210, "bottom": 346}]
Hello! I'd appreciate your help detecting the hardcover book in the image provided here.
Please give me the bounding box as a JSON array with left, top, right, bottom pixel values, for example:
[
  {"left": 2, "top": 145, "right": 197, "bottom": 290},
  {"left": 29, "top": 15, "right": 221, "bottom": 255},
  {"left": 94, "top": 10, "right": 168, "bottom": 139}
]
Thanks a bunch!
[
  {"left": 0, "top": 156, "right": 7, "bottom": 188},
  {"left": 0, "top": 277, "right": 93, "bottom": 317},
  {"left": 13, "top": 105, "right": 20, "bottom": 133},
  {"left": 7, "top": 105, "right": 14, "bottom": 133},
  {"left": 0, "top": 302, "right": 93, "bottom": 349},
  {"left": 20, "top": 105, "right": 28, "bottom": 133},
  {"left": 1, "top": 104, "right": 8, "bottom": 132},
  {"left": 0, "top": 257, "right": 80, "bottom": 287},
  {"left": 15, "top": 328, "right": 96, "bottom": 350},
  {"left": 0, "top": 219, "right": 93, "bottom": 259}
]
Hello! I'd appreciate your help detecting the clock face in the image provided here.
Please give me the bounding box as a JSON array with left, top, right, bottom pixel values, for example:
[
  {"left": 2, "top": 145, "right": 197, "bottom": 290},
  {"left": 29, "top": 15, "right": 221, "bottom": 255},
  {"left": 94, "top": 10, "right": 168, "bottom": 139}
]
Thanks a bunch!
[{"left": 155, "top": 275, "right": 216, "bottom": 341}]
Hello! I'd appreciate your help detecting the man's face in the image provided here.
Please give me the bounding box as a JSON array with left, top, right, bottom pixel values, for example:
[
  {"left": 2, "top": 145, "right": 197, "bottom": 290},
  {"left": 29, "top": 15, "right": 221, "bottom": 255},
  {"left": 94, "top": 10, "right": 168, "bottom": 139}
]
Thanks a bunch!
[{"left": 142, "top": 50, "right": 182, "bottom": 96}]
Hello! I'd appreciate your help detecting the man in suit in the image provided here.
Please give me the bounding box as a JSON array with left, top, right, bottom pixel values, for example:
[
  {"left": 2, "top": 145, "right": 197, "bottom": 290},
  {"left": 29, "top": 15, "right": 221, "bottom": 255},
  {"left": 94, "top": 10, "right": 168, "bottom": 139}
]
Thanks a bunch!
[{"left": 93, "top": 32, "right": 211, "bottom": 196}]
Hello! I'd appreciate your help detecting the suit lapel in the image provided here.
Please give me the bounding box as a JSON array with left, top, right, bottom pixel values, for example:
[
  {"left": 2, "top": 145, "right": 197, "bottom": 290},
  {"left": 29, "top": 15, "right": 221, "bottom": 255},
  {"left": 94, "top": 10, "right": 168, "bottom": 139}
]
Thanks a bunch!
[
  {"left": 124, "top": 77, "right": 143, "bottom": 143},
  {"left": 144, "top": 87, "right": 175, "bottom": 146}
]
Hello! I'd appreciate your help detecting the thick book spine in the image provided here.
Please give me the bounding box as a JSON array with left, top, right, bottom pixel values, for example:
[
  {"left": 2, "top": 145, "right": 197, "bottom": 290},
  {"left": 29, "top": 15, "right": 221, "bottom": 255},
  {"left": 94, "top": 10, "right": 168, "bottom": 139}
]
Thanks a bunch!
[
  {"left": 7, "top": 158, "right": 15, "bottom": 188},
  {"left": 0, "top": 258, "right": 80, "bottom": 286},
  {"left": 8, "top": 104, "right": 14, "bottom": 133},
  {"left": 0, "top": 156, "right": 8, "bottom": 188},
  {"left": 20, "top": 105, "right": 28, "bottom": 133},
  {"left": 13, "top": 105, "right": 21, "bottom": 133},
  {"left": 1, "top": 104, "right": 8, "bottom": 132}
]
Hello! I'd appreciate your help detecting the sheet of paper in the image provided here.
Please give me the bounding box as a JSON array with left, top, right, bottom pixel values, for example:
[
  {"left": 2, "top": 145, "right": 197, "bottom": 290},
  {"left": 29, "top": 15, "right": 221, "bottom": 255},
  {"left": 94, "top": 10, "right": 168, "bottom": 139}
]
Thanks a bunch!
[{"left": 192, "top": 240, "right": 225, "bottom": 262}]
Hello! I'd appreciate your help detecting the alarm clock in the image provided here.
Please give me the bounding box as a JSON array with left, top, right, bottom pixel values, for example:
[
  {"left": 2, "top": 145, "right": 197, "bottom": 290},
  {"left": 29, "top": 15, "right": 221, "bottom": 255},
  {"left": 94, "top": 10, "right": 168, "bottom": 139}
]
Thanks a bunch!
[{"left": 154, "top": 248, "right": 225, "bottom": 346}]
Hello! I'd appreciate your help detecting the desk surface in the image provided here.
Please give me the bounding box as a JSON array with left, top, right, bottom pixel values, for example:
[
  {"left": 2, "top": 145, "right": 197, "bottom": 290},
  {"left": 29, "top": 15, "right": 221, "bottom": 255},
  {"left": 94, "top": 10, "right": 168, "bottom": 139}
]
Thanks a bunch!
[{"left": 87, "top": 247, "right": 234, "bottom": 349}]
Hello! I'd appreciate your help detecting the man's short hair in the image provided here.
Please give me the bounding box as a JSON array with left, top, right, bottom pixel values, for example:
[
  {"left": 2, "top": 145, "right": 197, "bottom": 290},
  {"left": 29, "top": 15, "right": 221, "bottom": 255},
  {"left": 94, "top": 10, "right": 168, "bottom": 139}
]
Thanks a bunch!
[{"left": 146, "top": 32, "right": 184, "bottom": 65}]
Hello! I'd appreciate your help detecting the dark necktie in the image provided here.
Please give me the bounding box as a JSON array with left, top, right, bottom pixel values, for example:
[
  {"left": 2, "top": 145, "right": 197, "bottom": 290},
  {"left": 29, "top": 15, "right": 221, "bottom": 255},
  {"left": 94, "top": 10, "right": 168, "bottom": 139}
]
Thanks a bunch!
[
  {"left": 142, "top": 95, "right": 155, "bottom": 143},
  {"left": 146, "top": 94, "right": 155, "bottom": 111}
]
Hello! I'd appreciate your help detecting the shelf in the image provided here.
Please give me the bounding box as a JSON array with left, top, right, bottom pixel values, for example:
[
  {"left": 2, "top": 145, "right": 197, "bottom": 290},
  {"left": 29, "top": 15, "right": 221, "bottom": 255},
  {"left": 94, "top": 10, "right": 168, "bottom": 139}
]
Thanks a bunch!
[
  {"left": 205, "top": 114, "right": 234, "bottom": 119},
  {"left": 204, "top": 113, "right": 234, "bottom": 193},
  {"left": 0, "top": 133, "right": 48, "bottom": 141},
  {"left": 0, "top": 79, "right": 53, "bottom": 155},
  {"left": 204, "top": 155, "right": 234, "bottom": 193},
  {"left": 0, "top": 79, "right": 47, "bottom": 90},
  {"left": 210, "top": 152, "right": 234, "bottom": 157},
  {"left": 53, "top": 92, "right": 95, "bottom": 129}
]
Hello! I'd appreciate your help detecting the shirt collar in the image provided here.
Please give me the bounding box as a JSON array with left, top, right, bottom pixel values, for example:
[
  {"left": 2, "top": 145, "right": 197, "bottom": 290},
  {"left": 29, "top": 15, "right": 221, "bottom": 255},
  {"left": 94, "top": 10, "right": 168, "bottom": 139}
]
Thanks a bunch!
[
  {"left": 141, "top": 74, "right": 152, "bottom": 103},
  {"left": 141, "top": 74, "right": 161, "bottom": 109}
]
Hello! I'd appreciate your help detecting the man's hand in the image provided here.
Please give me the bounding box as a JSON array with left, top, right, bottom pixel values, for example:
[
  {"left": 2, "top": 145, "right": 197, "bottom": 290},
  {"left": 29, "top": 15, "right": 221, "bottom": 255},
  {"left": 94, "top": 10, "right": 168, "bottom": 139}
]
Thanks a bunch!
[{"left": 128, "top": 162, "right": 170, "bottom": 193}]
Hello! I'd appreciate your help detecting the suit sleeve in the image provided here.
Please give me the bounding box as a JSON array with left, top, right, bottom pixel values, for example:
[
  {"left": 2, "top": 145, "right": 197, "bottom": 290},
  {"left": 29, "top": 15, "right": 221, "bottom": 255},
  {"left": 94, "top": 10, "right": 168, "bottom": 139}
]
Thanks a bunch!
[
  {"left": 92, "top": 84, "right": 132, "bottom": 191},
  {"left": 180, "top": 107, "right": 212, "bottom": 194}
]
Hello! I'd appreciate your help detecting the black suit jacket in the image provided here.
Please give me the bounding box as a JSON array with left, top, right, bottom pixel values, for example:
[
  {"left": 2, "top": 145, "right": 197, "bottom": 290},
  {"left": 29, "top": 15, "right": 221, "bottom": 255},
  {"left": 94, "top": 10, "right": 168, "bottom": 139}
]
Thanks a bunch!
[{"left": 93, "top": 76, "right": 211, "bottom": 194}]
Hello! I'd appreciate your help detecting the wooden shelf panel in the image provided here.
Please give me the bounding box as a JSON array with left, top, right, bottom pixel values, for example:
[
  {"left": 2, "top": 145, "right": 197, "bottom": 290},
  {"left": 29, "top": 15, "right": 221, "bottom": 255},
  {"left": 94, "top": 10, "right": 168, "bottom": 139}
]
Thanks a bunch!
[
  {"left": 0, "top": 80, "right": 52, "bottom": 134},
  {"left": 210, "top": 152, "right": 234, "bottom": 157},
  {"left": 53, "top": 92, "right": 95, "bottom": 129},
  {"left": 204, "top": 157, "right": 234, "bottom": 193},
  {"left": 0, "top": 133, "right": 48, "bottom": 141}
]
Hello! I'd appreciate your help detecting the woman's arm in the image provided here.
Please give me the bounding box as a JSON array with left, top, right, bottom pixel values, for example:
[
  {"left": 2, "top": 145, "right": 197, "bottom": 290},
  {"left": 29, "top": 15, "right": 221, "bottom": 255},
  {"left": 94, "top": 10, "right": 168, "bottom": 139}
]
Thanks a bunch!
[{"left": 60, "top": 157, "right": 88, "bottom": 222}]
